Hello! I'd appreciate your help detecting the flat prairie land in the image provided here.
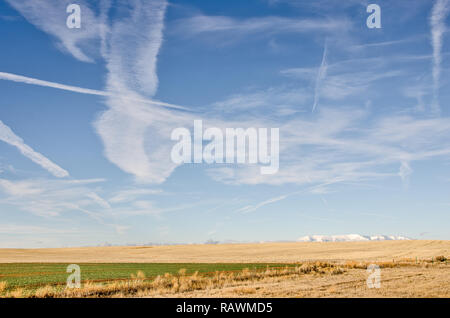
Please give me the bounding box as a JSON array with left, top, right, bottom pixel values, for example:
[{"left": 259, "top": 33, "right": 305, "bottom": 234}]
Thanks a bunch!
[
  {"left": 0, "top": 240, "right": 448, "bottom": 263},
  {"left": 0, "top": 240, "right": 448, "bottom": 297}
]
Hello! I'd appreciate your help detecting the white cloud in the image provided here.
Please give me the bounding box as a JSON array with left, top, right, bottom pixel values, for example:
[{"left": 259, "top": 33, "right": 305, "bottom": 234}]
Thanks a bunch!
[
  {"left": 430, "top": 0, "right": 450, "bottom": 114},
  {"left": 398, "top": 161, "right": 412, "bottom": 186},
  {"left": 104, "top": 0, "right": 168, "bottom": 97},
  {"left": 0, "top": 177, "right": 186, "bottom": 227},
  {"left": 113, "top": 224, "right": 130, "bottom": 235},
  {"left": 174, "top": 15, "right": 350, "bottom": 39},
  {"left": 86, "top": 192, "right": 111, "bottom": 209},
  {"left": 0, "top": 224, "right": 78, "bottom": 234},
  {"left": 109, "top": 188, "right": 163, "bottom": 204},
  {"left": 94, "top": 99, "right": 190, "bottom": 183},
  {"left": 0, "top": 120, "right": 69, "bottom": 178},
  {"left": 350, "top": 38, "right": 418, "bottom": 50},
  {"left": 0, "top": 178, "right": 108, "bottom": 218},
  {"left": 321, "top": 70, "right": 404, "bottom": 100},
  {"left": 0, "top": 176, "right": 188, "bottom": 228},
  {"left": 282, "top": 55, "right": 406, "bottom": 101},
  {"left": 5, "top": 0, "right": 104, "bottom": 62},
  {"left": 207, "top": 107, "right": 450, "bottom": 186},
  {"left": 0, "top": 179, "right": 44, "bottom": 196},
  {"left": 94, "top": 0, "right": 199, "bottom": 183},
  {"left": 210, "top": 86, "right": 310, "bottom": 117},
  {"left": 403, "top": 84, "right": 430, "bottom": 112},
  {"left": 236, "top": 194, "right": 288, "bottom": 213}
]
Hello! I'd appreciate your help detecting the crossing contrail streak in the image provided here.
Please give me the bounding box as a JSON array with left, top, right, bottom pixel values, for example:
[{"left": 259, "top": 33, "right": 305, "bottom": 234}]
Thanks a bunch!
[
  {"left": 0, "top": 119, "right": 69, "bottom": 178},
  {"left": 0, "top": 71, "right": 190, "bottom": 111},
  {"left": 312, "top": 41, "right": 328, "bottom": 112}
]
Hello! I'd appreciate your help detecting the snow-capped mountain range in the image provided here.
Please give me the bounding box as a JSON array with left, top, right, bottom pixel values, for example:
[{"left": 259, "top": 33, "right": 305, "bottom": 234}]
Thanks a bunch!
[{"left": 297, "top": 234, "right": 410, "bottom": 242}]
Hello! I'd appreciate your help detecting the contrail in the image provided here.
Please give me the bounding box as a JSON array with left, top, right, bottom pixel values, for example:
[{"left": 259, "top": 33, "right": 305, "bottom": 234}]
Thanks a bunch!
[
  {"left": 0, "top": 71, "right": 190, "bottom": 111},
  {"left": 430, "top": 0, "right": 450, "bottom": 115},
  {"left": 0, "top": 119, "right": 69, "bottom": 178},
  {"left": 312, "top": 41, "right": 328, "bottom": 112}
]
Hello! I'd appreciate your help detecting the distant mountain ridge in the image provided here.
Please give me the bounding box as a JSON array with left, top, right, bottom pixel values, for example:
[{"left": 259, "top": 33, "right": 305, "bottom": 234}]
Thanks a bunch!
[{"left": 297, "top": 234, "right": 410, "bottom": 242}]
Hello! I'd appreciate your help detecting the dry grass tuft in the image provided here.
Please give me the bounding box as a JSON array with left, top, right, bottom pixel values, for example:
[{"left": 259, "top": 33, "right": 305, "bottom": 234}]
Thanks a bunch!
[
  {"left": 0, "top": 281, "right": 7, "bottom": 294},
  {"left": 344, "top": 261, "right": 365, "bottom": 269},
  {"left": 130, "top": 270, "right": 146, "bottom": 282},
  {"left": 34, "top": 285, "right": 55, "bottom": 298},
  {"left": 233, "top": 287, "right": 257, "bottom": 295},
  {"left": 331, "top": 267, "right": 345, "bottom": 275},
  {"left": 7, "top": 288, "right": 25, "bottom": 298}
]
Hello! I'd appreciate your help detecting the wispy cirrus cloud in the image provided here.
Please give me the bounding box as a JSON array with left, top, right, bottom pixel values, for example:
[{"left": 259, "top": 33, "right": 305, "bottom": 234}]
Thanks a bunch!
[
  {"left": 173, "top": 14, "right": 350, "bottom": 42},
  {"left": 350, "top": 37, "right": 420, "bottom": 50},
  {"left": 210, "top": 86, "right": 310, "bottom": 117},
  {"left": 0, "top": 177, "right": 185, "bottom": 229},
  {"left": 109, "top": 188, "right": 163, "bottom": 204},
  {"left": 0, "top": 120, "right": 69, "bottom": 178},
  {"left": 207, "top": 106, "right": 450, "bottom": 187},
  {"left": 236, "top": 194, "right": 288, "bottom": 213},
  {"left": 0, "top": 178, "right": 105, "bottom": 217},
  {"left": 282, "top": 55, "right": 407, "bottom": 102},
  {"left": 430, "top": 0, "right": 450, "bottom": 114},
  {"left": 0, "top": 224, "right": 79, "bottom": 234},
  {"left": 0, "top": 177, "right": 175, "bottom": 240}
]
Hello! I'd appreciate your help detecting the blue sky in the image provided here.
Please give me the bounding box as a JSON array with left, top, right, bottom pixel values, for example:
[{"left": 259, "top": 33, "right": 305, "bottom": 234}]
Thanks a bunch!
[{"left": 0, "top": 0, "right": 449, "bottom": 248}]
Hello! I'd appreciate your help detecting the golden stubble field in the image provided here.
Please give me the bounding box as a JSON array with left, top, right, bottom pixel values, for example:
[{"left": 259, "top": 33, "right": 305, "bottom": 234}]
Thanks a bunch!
[{"left": 0, "top": 240, "right": 448, "bottom": 263}]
